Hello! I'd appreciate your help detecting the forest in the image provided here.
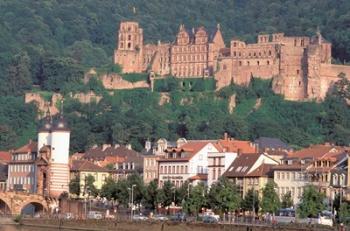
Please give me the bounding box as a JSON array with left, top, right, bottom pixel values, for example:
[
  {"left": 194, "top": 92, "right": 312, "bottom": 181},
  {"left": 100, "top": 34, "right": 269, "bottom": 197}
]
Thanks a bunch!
[{"left": 0, "top": 0, "right": 350, "bottom": 152}]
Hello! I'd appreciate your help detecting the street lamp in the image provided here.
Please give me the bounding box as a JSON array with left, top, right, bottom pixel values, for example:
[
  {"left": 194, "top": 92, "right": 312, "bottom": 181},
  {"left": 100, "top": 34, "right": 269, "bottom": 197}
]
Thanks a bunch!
[
  {"left": 129, "top": 184, "right": 136, "bottom": 220},
  {"left": 187, "top": 183, "right": 192, "bottom": 198},
  {"left": 172, "top": 187, "right": 176, "bottom": 205}
]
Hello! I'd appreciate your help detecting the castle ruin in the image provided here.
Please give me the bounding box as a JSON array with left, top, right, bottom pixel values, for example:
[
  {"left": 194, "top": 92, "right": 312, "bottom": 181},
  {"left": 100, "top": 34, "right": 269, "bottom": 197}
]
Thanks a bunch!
[{"left": 114, "top": 21, "right": 350, "bottom": 101}]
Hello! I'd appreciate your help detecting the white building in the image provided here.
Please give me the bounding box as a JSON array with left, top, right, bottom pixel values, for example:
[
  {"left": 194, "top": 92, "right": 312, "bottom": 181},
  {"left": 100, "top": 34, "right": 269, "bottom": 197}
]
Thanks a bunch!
[{"left": 158, "top": 141, "right": 220, "bottom": 187}]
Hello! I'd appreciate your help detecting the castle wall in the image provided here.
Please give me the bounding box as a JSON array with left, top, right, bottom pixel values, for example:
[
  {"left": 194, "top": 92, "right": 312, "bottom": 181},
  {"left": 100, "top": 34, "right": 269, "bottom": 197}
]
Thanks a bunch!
[{"left": 100, "top": 73, "right": 149, "bottom": 90}]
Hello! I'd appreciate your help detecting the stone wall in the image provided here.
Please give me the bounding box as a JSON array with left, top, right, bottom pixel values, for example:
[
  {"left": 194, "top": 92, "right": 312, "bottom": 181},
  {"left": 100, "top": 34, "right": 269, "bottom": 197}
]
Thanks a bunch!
[
  {"left": 21, "top": 219, "right": 334, "bottom": 231},
  {"left": 100, "top": 73, "right": 149, "bottom": 90},
  {"left": 24, "top": 93, "right": 61, "bottom": 118}
]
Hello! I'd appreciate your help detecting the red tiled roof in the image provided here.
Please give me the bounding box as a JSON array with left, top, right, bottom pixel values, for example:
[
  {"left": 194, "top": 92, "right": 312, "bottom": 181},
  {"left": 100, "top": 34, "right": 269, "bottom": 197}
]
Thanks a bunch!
[
  {"left": 189, "top": 174, "right": 207, "bottom": 181},
  {"left": 217, "top": 139, "right": 257, "bottom": 154},
  {"left": 163, "top": 141, "right": 214, "bottom": 161},
  {"left": 70, "top": 160, "right": 109, "bottom": 172},
  {"left": 288, "top": 144, "right": 344, "bottom": 160},
  {"left": 13, "top": 141, "right": 37, "bottom": 153},
  {"left": 0, "top": 151, "right": 11, "bottom": 162}
]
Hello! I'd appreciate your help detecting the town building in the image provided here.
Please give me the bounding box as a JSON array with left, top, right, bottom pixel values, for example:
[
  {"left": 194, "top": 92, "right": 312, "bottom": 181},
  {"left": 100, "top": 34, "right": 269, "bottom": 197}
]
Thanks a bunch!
[
  {"left": 0, "top": 151, "right": 11, "bottom": 191},
  {"left": 114, "top": 21, "right": 350, "bottom": 101},
  {"left": 7, "top": 141, "right": 38, "bottom": 193},
  {"left": 70, "top": 160, "right": 110, "bottom": 197},
  {"left": 142, "top": 138, "right": 186, "bottom": 184},
  {"left": 82, "top": 144, "right": 143, "bottom": 180},
  {"left": 158, "top": 141, "right": 221, "bottom": 187},
  {"left": 272, "top": 144, "right": 349, "bottom": 205},
  {"left": 223, "top": 153, "right": 279, "bottom": 197},
  {"left": 207, "top": 134, "right": 258, "bottom": 187}
]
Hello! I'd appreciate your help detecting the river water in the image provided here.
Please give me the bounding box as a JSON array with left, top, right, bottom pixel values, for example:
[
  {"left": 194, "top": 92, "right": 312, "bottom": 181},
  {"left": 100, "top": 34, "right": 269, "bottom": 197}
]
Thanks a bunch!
[{"left": 0, "top": 225, "right": 59, "bottom": 231}]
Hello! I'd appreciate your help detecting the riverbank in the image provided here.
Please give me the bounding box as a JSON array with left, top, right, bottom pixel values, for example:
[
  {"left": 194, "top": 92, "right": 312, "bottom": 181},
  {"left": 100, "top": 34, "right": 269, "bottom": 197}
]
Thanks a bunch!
[
  {"left": 20, "top": 218, "right": 336, "bottom": 231},
  {"left": 0, "top": 217, "right": 17, "bottom": 225}
]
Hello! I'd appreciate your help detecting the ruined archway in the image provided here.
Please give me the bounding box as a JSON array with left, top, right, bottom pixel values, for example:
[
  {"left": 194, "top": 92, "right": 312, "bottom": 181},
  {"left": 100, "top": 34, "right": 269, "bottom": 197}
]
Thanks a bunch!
[
  {"left": 21, "top": 202, "right": 46, "bottom": 216},
  {"left": 0, "top": 199, "right": 11, "bottom": 215}
]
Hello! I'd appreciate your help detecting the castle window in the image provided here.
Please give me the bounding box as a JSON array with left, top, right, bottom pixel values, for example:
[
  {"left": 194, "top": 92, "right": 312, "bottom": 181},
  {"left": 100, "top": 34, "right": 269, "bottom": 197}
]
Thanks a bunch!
[
  {"left": 120, "top": 42, "right": 124, "bottom": 48},
  {"left": 249, "top": 53, "right": 251, "bottom": 57},
  {"left": 223, "top": 64, "right": 227, "bottom": 70},
  {"left": 239, "top": 61, "right": 242, "bottom": 66},
  {"left": 257, "top": 61, "right": 260, "bottom": 66},
  {"left": 239, "top": 52, "right": 241, "bottom": 57},
  {"left": 268, "top": 50, "right": 272, "bottom": 56},
  {"left": 259, "top": 52, "right": 261, "bottom": 56},
  {"left": 234, "top": 42, "right": 237, "bottom": 47},
  {"left": 254, "top": 52, "right": 256, "bottom": 57},
  {"left": 128, "top": 35, "right": 131, "bottom": 40},
  {"left": 267, "top": 61, "right": 270, "bottom": 65},
  {"left": 297, "top": 70, "right": 300, "bottom": 75},
  {"left": 294, "top": 39, "right": 297, "bottom": 46},
  {"left": 298, "top": 81, "right": 301, "bottom": 86},
  {"left": 128, "top": 27, "right": 131, "bottom": 32},
  {"left": 127, "top": 43, "right": 131, "bottom": 49},
  {"left": 301, "top": 39, "right": 304, "bottom": 46},
  {"left": 247, "top": 61, "right": 250, "bottom": 66}
]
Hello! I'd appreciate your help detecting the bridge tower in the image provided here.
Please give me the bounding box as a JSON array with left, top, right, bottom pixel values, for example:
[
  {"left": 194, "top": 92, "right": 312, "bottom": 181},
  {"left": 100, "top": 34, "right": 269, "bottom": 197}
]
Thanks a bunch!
[{"left": 49, "top": 115, "right": 70, "bottom": 197}]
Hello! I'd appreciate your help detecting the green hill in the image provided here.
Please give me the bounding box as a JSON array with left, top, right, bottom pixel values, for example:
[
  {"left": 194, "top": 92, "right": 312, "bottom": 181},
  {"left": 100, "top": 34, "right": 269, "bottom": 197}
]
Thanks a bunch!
[{"left": 0, "top": 0, "right": 350, "bottom": 151}]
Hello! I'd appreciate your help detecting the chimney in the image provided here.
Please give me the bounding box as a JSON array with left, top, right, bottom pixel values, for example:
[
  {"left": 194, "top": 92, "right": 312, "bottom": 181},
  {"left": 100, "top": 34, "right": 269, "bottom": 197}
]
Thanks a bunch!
[
  {"left": 102, "top": 144, "right": 111, "bottom": 151},
  {"left": 224, "top": 132, "right": 228, "bottom": 141},
  {"left": 145, "top": 140, "right": 151, "bottom": 152}
]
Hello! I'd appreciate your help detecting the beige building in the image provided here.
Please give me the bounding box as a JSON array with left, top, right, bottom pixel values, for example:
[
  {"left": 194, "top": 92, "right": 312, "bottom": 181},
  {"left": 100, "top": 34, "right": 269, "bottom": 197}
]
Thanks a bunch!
[{"left": 223, "top": 153, "right": 279, "bottom": 197}]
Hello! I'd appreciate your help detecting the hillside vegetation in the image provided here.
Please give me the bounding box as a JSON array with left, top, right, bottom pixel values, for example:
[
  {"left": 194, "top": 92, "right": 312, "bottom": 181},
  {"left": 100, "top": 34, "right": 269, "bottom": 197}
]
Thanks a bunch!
[{"left": 0, "top": 0, "right": 350, "bottom": 151}]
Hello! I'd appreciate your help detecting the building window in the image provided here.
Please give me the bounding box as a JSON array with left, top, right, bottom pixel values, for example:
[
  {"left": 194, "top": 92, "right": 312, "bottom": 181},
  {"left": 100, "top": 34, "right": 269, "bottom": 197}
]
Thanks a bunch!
[
  {"left": 257, "top": 61, "right": 260, "bottom": 66},
  {"left": 181, "top": 166, "right": 184, "bottom": 174},
  {"left": 165, "top": 166, "right": 168, "bottom": 174},
  {"left": 247, "top": 61, "right": 250, "bottom": 66},
  {"left": 239, "top": 61, "right": 242, "bottom": 66},
  {"left": 176, "top": 166, "right": 179, "bottom": 174},
  {"left": 213, "top": 169, "right": 216, "bottom": 180},
  {"left": 267, "top": 60, "right": 270, "bottom": 65},
  {"left": 297, "top": 70, "right": 300, "bottom": 75},
  {"left": 185, "top": 166, "right": 188, "bottom": 174}
]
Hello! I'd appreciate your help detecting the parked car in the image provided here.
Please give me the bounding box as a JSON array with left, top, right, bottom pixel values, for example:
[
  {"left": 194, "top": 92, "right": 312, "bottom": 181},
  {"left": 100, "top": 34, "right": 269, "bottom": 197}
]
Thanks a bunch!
[
  {"left": 87, "top": 211, "right": 103, "bottom": 219},
  {"left": 170, "top": 213, "right": 186, "bottom": 222},
  {"left": 152, "top": 214, "right": 169, "bottom": 221},
  {"left": 202, "top": 215, "right": 219, "bottom": 224},
  {"left": 64, "top": 213, "right": 74, "bottom": 220},
  {"left": 132, "top": 214, "right": 148, "bottom": 221}
]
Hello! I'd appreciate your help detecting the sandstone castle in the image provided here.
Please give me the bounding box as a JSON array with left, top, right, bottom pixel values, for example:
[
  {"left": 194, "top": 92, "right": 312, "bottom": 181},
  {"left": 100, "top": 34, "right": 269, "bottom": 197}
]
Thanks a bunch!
[{"left": 114, "top": 21, "right": 350, "bottom": 101}]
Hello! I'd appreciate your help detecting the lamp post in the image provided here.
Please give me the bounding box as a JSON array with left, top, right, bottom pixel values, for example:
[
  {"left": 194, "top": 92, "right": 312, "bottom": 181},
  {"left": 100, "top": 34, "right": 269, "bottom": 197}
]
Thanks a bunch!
[
  {"left": 187, "top": 183, "right": 192, "bottom": 198},
  {"left": 172, "top": 187, "right": 176, "bottom": 205},
  {"left": 129, "top": 184, "right": 136, "bottom": 220}
]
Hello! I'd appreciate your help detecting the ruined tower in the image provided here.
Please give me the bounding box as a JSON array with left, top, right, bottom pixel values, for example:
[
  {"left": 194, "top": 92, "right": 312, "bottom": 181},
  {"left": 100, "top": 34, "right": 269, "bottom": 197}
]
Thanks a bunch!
[{"left": 114, "top": 21, "right": 144, "bottom": 73}]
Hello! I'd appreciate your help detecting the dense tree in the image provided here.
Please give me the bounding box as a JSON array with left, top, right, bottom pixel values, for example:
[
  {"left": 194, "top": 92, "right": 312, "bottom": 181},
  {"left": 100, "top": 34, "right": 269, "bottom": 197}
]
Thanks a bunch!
[
  {"left": 69, "top": 176, "right": 81, "bottom": 196},
  {"left": 207, "top": 177, "right": 241, "bottom": 213},
  {"left": 297, "top": 185, "right": 326, "bottom": 218},
  {"left": 241, "top": 189, "right": 259, "bottom": 214},
  {"left": 339, "top": 202, "right": 350, "bottom": 225},
  {"left": 83, "top": 175, "right": 99, "bottom": 196},
  {"left": 260, "top": 181, "right": 281, "bottom": 214},
  {"left": 281, "top": 191, "right": 293, "bottom": 209},
  {"left": 143, "top": 180, "right": 160, "bottom": 210},
  {"left": 182, "top": 183, "right": 207, "bottom": 217}
]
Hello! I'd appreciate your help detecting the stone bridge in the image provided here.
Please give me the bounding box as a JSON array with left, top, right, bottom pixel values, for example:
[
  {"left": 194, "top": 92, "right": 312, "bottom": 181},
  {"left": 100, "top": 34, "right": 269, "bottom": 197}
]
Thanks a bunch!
[{"left": 0, "top": 191, "right": 54, "bottom": 215}]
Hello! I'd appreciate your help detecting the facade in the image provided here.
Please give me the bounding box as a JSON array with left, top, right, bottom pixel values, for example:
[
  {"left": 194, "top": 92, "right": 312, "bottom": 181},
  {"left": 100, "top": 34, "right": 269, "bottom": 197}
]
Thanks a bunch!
[
  {"left": 142, "top": 138, "right": 187, "bottom": 184},
  {"left": 70, "top": 160, "right": 110, "bottom": 197},
  {"left": 114, "top": 21, "right": 225, "bottom": 78},
  {"left": 0, "top": 151, "right": 11, "bottom": 191},
  {"left": 158, "top": 141, "right": 220, "bottom": 187},
  {"left": 114, "top": 21, "right": 350, "bottom": 101},
  {"left": 223, "top": 153, "right": 279, "bottom": 197},
  {"left": 7, "top": 141, "right": 37, "bottom": 193},
  {"left": 272, "top": 160, "right": 309, "bottom": 205}
]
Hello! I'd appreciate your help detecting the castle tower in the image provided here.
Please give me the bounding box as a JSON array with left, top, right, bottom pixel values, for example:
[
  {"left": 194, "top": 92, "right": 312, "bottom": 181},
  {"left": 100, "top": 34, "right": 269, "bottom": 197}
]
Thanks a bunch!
[
  {"left": 49, "top": 115, "right": 70, "bottom": 197},
  {"left": 114, "top": 21, "right": 144, "bottom": 73}
]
